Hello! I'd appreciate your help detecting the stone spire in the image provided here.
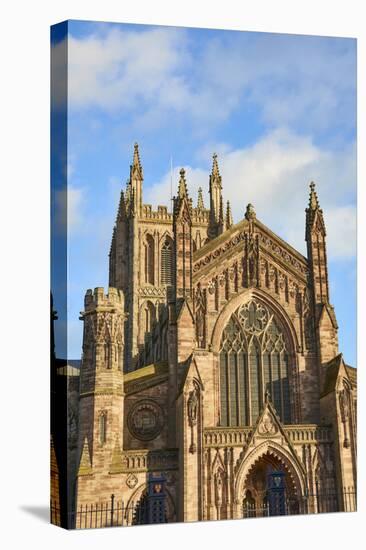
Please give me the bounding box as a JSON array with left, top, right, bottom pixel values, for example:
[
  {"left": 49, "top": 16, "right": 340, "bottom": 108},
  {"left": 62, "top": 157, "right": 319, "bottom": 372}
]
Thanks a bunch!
[
  {"left": 116, "top": 190, "right": 127, "bottom": 222},
  {"left": 225, "top": 200, "right": 233, "bottom": 229},
  {"left": 129, "top": 142, "right": 143, "bottom": 216},
  {"left": 218, "top": 194, "right": 224, "bottom": 230},
  {"left": 212, "top": 152, "right": 221, "bottom": 180},
  {"left": 305, "top": 180, "right": 330, "bottom": 305},
  {"left": 131, "top": 142, "right": 143, "bottom": 179},
  {"left": 309, "top": 181, "right": 320, "bottom": 210},
  {"left": 306, "top": 181, "right": 325, "bottom": 236},
  {"left": 173, "top": 168, "right": 193, "bottom": 301},
  {"left": 178, "top": 168, "right": 188, "bottom": 199},
  {"left": 197, "top": 187, "right": 205, "bottom": 210},
  {"left": 208, "top": 153, "right": 223, "bottom": 238}
]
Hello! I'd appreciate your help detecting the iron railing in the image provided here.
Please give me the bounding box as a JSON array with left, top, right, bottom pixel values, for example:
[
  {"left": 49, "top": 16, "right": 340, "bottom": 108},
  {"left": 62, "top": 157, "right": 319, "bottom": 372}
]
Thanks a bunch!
[
  {"left": 51, "top": 494, "right": 167, "bottom": 529},
  {"left": 242, "top": 487, "right": 356, "bottom": 518},
  {"left": 51, "top": 487, "right": 356, "bottom": 529}
]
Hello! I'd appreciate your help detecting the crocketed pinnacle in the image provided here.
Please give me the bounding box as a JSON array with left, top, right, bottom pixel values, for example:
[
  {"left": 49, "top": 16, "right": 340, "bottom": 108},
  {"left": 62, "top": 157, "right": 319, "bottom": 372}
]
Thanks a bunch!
[
  {"left": 226, "top": 200, "right": 233, "bottom": 228},
  {"left": 211, "top": 152, "right": 221, "bottom": 181},
  {"left": 309, "top": 181, "right": 320, "bottom": 210},
  {"left": 178, "top": 168, "right": 188, "bottom": 198},
  {"left": 116, "top": 190, "right": 126, "bottom": 222},
  {"left": 131, "top": 142, "right": 143, "bottom": 178},
  {"left": 197, "top": 187, "right": 205, "bottom": 210},
  {"left": 219, "top": 194, "right": 224, "bottom": 223}
]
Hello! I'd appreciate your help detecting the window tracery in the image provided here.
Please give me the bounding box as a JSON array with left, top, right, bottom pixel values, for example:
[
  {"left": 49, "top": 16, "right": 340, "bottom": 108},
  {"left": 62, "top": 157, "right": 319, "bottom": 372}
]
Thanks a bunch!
[{"left": 219, "top": 299, "right": 292, "bottom": 426}]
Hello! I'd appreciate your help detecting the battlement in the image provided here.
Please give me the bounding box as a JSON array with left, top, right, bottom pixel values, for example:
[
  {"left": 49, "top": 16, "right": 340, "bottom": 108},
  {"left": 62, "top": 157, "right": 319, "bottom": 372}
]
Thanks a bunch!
[
  {"left": 192, "top": 207, "right": 210, "bottom": 224},
  {"left": 84, "top": 287, "right": 125, "bottom": 311},
  {"left": 140, "top": 203, "right": 210, "bottom": 226},
  {"left": 141, "top": 204, "right": 173, "bottom": 221}
]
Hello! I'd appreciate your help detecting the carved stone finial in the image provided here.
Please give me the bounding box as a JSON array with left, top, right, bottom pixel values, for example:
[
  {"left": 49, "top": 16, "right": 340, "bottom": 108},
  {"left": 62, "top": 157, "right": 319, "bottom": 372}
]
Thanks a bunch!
[
  {"left": 187, "top": 388, "right": 198, "bottom": 426},
  {"left": 309, "top": 181, "right": 319, "bottom": 210},
  {"left": 211, "top": 152, "right": 221, "bottom": 179},
  {"left": 197, "top": 186, "right": 205, "bottom": 210},
  {"left": 226, "top": 200, "right": 233, "bottom": 229},
  {"left": 245, "top": 203, "right": 256, "bottom": 220},
  {"left": 177, "top": 168, "right": 188, "bottom": 199},
  {"left": 131, "top": 141, "right": 143, "bottom": 179}
]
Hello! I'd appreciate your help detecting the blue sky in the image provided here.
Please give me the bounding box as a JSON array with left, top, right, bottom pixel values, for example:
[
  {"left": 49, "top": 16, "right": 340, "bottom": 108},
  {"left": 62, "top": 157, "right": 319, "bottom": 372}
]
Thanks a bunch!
[{"left": 52, "top": 20, "right": 356, "bottom": 365}]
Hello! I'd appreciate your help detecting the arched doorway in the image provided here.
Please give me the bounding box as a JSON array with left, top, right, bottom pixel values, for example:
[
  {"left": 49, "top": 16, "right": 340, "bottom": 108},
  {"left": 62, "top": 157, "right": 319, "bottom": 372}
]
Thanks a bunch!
[{"left": 242, "top": 452, "right": 301, "bottom": 517}]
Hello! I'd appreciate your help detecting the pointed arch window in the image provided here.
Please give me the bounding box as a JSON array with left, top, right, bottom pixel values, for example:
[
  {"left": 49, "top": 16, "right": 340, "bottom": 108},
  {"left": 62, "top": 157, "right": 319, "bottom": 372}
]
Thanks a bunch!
[
  {"left": 161, "top": 237, "right": 173, "bottom": 286},
  {"left": 144, "top": 301, "right": 156, "bottom": 334},
  {"left": 219, "top": 299, "right": 293, "bottom": 426},
  {"left": 144, "top": 234, "right": 155, "bottom": 285}
]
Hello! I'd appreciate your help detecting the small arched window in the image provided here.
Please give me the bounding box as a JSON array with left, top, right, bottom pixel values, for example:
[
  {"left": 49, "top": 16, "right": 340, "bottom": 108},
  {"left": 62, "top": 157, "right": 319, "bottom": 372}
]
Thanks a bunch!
[
  {"left": 161, "top": 237, "right": 173, "bottom": 286},
  {"left": 144, "top": 234, "right": 155, "bottom": 285}
]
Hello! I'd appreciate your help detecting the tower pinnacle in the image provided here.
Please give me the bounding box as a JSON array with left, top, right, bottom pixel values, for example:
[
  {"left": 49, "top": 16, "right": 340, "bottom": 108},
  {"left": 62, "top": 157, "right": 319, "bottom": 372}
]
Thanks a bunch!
[
  {"left": 197, "top": 187, "right": 205, "bottom": 210},
  {"left": 212, "top": 152, "right": 221, "bottom": 180},
  {"left": 132, "top": 142, "right": 143, "bottom": 178},
  {"left": 178, "top": 168, "right": 188, "bottom": 198},
  {"left": 309, "top": 181, "right": 320, "bottom": 210},
  {"left": 208, "top": 153, "right": 223, "bottom": 238},
  {"left": 226, "top": 200, "right": 233, "bottom": 229}
]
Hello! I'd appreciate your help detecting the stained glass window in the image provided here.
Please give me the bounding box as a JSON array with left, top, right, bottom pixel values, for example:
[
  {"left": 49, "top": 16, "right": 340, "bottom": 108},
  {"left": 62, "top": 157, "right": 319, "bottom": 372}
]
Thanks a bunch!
[{"left": 219, "top": 299, "right": 292, "bottom": 426}]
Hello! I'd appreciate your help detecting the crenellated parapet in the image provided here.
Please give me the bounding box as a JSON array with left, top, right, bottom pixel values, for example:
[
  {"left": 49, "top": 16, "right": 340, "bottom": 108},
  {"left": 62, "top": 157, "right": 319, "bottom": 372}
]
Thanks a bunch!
[
  {"left": 84, "top": 286, "right": 125, "bottom": 312},
  {"left": 81, "top": 287, "right": 127, "bottom": 374}
]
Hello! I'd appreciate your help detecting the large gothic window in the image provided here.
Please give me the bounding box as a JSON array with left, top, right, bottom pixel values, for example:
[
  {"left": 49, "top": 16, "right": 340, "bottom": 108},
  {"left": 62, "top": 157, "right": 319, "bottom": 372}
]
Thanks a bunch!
[
  {"left": 219, "top": 299, "right": 292, "bottom": 426},
  {"left": 160, "top": 237, "right": 173, "bottom": 286}
]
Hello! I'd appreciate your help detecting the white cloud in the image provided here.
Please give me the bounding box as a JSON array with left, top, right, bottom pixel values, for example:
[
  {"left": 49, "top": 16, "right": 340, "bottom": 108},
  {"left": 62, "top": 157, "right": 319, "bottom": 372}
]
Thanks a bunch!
[
  {"left": 61, "top": 27, "right": 355, "bottom": 135},
  {"left": 67, "top": 27, "right": 191, "bottom": 111},
  {"left": 145, "top": 129, "right": 356, "bottom": 260}
]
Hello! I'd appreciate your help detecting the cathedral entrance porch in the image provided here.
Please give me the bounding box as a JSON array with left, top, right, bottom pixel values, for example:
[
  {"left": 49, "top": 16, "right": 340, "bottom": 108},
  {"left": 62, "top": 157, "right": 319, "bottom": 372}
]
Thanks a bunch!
[{"left": 241, "top": 452, "right": 302, "bottom": 518}]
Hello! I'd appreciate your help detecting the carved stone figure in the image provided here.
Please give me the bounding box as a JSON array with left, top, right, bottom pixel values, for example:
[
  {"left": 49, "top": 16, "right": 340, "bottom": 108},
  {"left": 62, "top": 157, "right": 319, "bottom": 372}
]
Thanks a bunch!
[{"left": 188, "top": 388, "right": 199, "bottom": 426}]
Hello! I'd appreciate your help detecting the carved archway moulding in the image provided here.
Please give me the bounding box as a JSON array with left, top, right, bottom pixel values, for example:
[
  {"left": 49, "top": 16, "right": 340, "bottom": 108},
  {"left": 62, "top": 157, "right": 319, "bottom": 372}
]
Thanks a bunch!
[
  {"left": 234, "top": 440, "right": 306, "bottom": 502},
  {"left": 210, "top": 288, "right": 300, "bottom": 354}
]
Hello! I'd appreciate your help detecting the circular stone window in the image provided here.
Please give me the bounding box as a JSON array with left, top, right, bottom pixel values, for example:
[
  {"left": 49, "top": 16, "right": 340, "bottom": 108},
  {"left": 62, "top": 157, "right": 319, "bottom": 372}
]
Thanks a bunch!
[{"left": 127, "top": 400, "right": 163, "bottom": 441}]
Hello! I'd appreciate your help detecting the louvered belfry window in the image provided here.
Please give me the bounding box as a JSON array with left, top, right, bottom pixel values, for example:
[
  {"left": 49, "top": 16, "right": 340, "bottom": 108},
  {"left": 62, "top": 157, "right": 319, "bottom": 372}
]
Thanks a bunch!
[
  {"left": 161, "top": 237, "right": 173, "bottom": 285},
  {"left": 219, "top": 299, "right": 292, "bottom": 426}
]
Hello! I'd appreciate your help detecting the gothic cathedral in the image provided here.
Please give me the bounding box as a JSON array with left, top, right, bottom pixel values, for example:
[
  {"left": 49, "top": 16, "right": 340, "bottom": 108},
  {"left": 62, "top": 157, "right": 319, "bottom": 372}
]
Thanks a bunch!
[{"left": 74, "top": 143, "right": 356, "bottom": 525}]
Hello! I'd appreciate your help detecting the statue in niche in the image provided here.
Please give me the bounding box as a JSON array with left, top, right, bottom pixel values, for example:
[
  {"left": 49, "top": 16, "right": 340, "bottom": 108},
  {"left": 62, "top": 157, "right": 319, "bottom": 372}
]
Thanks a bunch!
[
  {"left": 339, "top": 388, "right": 350, "bottom": 448},
  {"left": 247, "top": 234, "right": 258, "bottom": 286},
  {"left": 196, "top": 307, "right": 205, "bottom": 348},
  {"left": 195, "top": 284, "right": 206, "bottom": 347},
  {"left": 339, "top": 388, "right": 349, "bottom": 421},
  {"left": 188, "top": 388, "right": 199, "bottom": 426}
]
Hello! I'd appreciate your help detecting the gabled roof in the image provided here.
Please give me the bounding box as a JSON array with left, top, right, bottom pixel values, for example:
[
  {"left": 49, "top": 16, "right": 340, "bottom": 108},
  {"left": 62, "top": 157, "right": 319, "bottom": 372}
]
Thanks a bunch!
[
  {"left": 321, "top": 353, "right": 356, "bottom": 397},
  {"left": 124, "top": 361, "right": 169, "bottom": 395},
  {"left": 192, "top": 215, "right": 308, "bottom": 283}
]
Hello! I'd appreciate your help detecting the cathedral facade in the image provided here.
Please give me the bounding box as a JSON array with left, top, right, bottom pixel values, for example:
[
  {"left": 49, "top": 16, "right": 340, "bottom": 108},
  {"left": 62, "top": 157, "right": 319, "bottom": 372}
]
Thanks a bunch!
[{"left": 73, "top": 143, "right": 356, "bottom": 526}]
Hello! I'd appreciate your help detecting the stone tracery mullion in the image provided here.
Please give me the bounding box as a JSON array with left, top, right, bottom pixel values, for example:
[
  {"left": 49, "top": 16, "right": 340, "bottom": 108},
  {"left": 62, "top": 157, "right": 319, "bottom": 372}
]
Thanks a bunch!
[{"left": 219, "top": 298, "right": 294, "bottom": 426}]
